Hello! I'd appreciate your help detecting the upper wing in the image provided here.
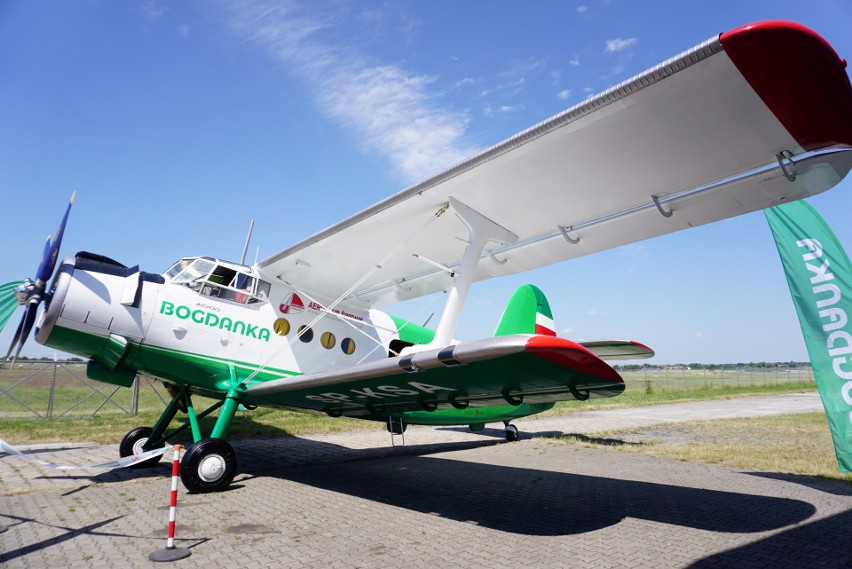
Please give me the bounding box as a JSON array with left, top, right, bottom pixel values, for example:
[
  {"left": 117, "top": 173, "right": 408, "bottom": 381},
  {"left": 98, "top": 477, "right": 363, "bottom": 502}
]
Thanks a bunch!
[
  {"left": 244, "top": 335, "right": 624, "bottom": 417},
  {"left": 257, "top": 21, "right": 852, "bottom": 309}
]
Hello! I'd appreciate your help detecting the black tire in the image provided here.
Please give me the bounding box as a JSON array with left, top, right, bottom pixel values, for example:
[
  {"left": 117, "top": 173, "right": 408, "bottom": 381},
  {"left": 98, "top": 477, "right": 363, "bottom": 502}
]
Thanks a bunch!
[
  {"left": 119, "top": 427, "right": 164, "bottom": 469},
  {"left": 180, "top": 438, "right": 237, "bottom": 493},
  {"left": 504, "top": 424, "right": 519, "bottom": 442}
]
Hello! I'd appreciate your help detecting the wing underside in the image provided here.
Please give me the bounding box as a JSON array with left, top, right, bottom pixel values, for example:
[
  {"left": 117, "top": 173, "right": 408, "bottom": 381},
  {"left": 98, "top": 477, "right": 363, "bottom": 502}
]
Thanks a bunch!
[
  {"left": 245, "top": 335, "right": 624, "bottom": 417},
  {"left": 256, "top": 21, "right": 852, "bottom": 309}
]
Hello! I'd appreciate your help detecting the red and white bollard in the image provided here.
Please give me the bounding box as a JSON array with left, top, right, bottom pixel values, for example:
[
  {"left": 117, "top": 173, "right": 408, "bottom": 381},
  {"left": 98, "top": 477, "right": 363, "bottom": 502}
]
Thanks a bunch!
[{"left": 149, "top": 445, "right": 192, "bottom": 562}]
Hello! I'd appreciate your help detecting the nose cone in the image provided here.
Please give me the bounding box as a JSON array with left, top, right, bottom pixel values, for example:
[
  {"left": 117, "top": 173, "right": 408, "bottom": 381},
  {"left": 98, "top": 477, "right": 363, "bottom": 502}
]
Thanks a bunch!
[{"left": 35, "top": 259, "right": 76, "bottom": 350}]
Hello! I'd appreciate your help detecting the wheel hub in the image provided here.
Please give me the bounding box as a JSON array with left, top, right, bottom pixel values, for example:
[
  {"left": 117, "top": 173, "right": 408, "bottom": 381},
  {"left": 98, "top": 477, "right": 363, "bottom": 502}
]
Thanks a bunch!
[
  {"left": 198, "top": 454, "right": 226, "bottom": 482},
  {"left": 132, "top": 438, "right": 149, "bottom": 455}
]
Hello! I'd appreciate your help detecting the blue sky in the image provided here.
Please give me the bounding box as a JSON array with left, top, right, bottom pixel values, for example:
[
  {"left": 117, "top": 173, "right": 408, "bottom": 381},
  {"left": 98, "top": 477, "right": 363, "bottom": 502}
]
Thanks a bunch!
[{"left": 1, "top": 0, "right": 851, "bottom": 364}]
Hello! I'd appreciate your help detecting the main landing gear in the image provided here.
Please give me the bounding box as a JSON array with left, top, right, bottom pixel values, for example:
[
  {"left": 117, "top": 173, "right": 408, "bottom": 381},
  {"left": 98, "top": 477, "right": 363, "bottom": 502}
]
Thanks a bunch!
[
  {"left": 118, "top": 384, "right": 243, "bottom": 493},
  {"left": 180, "top": 438, "right": 237, "bottom": 493}
]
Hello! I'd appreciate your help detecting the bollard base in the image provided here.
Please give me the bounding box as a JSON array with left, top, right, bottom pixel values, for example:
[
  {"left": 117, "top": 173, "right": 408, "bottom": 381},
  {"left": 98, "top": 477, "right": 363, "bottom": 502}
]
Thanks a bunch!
[{"left": 149, "top": 546, "right": 192, "bottom": 562}]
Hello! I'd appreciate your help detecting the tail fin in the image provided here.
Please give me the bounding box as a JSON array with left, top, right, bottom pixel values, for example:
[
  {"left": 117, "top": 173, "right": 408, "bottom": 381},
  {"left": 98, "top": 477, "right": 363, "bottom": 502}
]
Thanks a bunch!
[{"left": 494, "top": 284, "right": 556, "bottom": 337}]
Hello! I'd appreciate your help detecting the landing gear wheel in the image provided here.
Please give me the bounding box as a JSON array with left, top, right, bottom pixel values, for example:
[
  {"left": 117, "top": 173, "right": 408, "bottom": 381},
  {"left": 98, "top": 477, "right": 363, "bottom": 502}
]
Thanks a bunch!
[
  {"left": 119, "top": 427, "right": 164, "bottom": 468},
  {"left": 504, "top": 424, "right": 519, "bottom": 442},
  {"left": 180, "top": 438, "right": 237, "bottom": 493}
]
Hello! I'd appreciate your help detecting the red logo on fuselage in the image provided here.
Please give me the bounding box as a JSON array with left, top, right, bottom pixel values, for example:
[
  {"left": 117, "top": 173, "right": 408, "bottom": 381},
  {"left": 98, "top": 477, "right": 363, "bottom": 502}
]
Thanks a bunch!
[{"left": 279, "top": 293, "right": 305, "bottom": 314}]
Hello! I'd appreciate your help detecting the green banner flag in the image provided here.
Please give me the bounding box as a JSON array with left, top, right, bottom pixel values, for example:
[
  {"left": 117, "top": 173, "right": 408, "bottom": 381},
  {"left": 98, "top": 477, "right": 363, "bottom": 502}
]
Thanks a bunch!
[
  {"left": 765, "top": 200, "right": 852, "bottom": 472},
  {"left": 0, "top": 281, "right": 23, "bottom": 335}
]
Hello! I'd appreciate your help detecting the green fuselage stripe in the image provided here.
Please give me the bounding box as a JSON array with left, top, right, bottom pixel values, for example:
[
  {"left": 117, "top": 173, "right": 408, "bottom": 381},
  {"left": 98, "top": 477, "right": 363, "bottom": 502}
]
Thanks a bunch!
[{"left": 44, "top": 325, "right": 298, "bottom": 398}]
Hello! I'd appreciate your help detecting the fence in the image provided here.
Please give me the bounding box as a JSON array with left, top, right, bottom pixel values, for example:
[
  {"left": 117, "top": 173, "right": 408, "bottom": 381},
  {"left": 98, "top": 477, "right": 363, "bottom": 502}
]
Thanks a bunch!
[
  {"left": 619, "top": 366, "right": 815, "bottom": 394},
  {"left": 0, "top": 361, "right": 170, "bottom": 419},
  {"left": 0, "top": 361, "right": 817, "bottom": 420}
]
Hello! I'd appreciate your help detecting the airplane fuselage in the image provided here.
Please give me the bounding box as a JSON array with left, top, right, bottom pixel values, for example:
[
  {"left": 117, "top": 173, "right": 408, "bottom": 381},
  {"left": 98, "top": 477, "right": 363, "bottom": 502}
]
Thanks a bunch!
[{"left": 36, "top": 254, "right": 398, "bottom": 396}]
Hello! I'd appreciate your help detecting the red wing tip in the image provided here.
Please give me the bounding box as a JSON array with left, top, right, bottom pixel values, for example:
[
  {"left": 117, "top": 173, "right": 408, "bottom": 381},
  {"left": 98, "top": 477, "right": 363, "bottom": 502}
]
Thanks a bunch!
[
  {"left": 723, "top": 20, "right": 827, "bottom": 42},
  {"left": 629, "top": 340, "right": 654, "bottom": 353},
  {"left": 525, "top": 334, "right": 591, "bottom": 352},
  {"left": 720, "top": 19, "right": 846, "bottom": 71},
  {"left": 525, "top": 335, "right": 624, "bottom": 384},
  {"left": 719, "top": 19, "right": 852, "bottom": 151},
  {"left": 721, "top": 20, "right": 838, "bottom": 56}
]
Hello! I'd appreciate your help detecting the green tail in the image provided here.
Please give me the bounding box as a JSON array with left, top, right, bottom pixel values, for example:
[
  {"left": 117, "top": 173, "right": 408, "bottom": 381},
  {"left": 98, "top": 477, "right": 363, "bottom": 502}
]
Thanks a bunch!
[
  {"left": 493, "top": 284, "right": 556, "bottom": 336},
  {"left": 766, "top": 200, "right": 852, "bottom": 472}
]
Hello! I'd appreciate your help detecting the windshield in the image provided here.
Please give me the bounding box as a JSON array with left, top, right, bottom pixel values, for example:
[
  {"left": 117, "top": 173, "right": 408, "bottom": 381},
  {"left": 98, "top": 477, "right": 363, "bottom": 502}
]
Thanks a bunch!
[
  {"left": 163, "top": 257, "right": 270, "bottom": 305},
  {"left": 164, "top": 258, "right": 216, "bottom": 285}
]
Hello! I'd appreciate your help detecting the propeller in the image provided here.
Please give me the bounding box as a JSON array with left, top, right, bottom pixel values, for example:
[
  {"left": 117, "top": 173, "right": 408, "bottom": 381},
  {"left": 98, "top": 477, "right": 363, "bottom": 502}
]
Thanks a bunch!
[{"left": 2, "top": 193, "right": 75, "bottom": 365}]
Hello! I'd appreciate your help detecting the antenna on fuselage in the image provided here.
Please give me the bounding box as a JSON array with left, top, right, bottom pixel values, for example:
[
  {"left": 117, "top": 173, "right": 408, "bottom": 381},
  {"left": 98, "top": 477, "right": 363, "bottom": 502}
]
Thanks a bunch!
[{"left": 239, "top": 220, "right": 255, "bottom": 265}]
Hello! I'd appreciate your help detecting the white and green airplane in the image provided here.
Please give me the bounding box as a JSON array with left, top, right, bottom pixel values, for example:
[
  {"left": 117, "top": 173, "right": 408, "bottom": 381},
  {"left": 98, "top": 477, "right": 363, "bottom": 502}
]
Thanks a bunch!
[{"left": 3, "top": 20, "right": 852, "bottom": 493}]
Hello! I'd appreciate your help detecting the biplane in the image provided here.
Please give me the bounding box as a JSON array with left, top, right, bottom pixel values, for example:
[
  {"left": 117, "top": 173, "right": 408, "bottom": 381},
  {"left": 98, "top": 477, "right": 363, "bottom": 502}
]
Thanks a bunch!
[{"left": 3, "top": 20, "right": 852, "bottom": 493}]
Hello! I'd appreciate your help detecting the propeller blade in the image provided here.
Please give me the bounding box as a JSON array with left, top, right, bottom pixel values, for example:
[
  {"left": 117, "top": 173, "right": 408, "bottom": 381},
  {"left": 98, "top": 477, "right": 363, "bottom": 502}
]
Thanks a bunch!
[
  {"left": 3, "top": 299, "right": 40, "bottom": 367},
  {"left": 0, "top": 281, "right": 23, "bottom": 334},
  {"left": 36, "top": 192, "right": 75, "bottom": 283},
  {"left": 36, "top": 235, "right": 51, "bottom": 279},
  {"left": 3, "top": 310, "right": 26, "bottom": 362},
  {"left": 11, "top": 299, "right": 40, "bottom": 363}
]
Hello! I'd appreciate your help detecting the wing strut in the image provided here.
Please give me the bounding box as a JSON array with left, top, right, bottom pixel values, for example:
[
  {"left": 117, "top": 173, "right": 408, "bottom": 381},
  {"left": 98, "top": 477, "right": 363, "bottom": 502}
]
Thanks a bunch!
[{"left": 404, "top": 197, "right": 517, "bottom": 354}]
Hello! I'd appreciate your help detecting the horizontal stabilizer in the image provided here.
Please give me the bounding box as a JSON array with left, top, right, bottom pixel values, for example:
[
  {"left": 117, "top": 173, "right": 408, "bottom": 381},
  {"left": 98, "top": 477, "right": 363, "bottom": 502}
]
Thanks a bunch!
[{"left": 580, "top": 340, "right": 655, "bottom": 360}]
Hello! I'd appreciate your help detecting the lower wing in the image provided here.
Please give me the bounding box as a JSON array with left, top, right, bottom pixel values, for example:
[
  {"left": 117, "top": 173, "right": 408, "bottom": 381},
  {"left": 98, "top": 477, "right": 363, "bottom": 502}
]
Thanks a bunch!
[{"left": 245, "top": 335, "right": 627, "bottom": 417}]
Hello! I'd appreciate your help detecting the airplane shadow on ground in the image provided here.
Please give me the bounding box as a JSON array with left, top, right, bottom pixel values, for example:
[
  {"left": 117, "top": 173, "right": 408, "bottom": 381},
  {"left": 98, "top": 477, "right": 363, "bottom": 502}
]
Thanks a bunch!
[
  {"left": 688, "top": 508, "right": 852, "bottom": 569},
  {"left": 234, "top": 438, "right": 818, "bottom": 537},
  {"left": 744, "top": 471, "right": 852, "bottom": 497},
  {"left": 25, "top": 426, "right": 820, "bottom": 539}
]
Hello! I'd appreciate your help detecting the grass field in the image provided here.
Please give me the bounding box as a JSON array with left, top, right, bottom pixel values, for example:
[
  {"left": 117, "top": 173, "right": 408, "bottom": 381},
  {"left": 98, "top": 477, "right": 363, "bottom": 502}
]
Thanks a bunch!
[{"left": 553, "top": 412, "right": 852, "bottom": 483}]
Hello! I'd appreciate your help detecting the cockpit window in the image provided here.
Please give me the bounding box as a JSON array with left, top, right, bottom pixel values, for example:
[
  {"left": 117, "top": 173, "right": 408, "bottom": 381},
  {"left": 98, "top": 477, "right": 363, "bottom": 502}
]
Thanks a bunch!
[
  {"left": 164, "top": 258, "right": 216, "bottom": 285},
  {"left": 163, "top": 257, "right": 270, "bottom": 305}
]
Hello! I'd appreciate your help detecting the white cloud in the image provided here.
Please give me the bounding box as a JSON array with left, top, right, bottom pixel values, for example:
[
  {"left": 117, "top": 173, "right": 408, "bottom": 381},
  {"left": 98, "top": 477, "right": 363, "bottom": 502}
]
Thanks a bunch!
[
  {"left": 569, "top": 54, "right": 580, "bottom": 66},
  {"left": 557, "top": 89, "right": 571, "bottom": 101},
  {"left": 141, "top": 0, "right": 168, "bottom": 22},
  {"left": 605, "top": 37, "right": 637, "bottom": 53},
  {"left": 505, "top": 57, "right": 546, "bottom": 77},
  {"left": 219, "top": 0, "right": 476, "bottom": 183},
  {"left": 498, "top": 104, "right": 524, "bottom": 114},
  {"left": 576, "top": 5, "right": 588, "bottom": 13}
]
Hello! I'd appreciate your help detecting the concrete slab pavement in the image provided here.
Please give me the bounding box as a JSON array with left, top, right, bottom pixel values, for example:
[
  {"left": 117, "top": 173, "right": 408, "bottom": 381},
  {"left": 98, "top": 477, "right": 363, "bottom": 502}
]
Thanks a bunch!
[{"left": 1, "top": 392, "right": 848, "bottom": 568}]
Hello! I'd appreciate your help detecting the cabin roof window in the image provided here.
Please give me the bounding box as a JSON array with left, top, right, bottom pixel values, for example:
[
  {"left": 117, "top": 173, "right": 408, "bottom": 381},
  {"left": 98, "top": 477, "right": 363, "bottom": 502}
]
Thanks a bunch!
[{"left": 163, "top": 257, "right": 270, "bottom": 305}]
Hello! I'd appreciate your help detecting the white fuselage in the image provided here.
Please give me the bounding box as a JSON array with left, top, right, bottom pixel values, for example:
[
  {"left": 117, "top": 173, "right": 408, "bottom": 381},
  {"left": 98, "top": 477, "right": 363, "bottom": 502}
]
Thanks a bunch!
[{"left": 36, "top": 255, "right": 399, "bottom": 387}]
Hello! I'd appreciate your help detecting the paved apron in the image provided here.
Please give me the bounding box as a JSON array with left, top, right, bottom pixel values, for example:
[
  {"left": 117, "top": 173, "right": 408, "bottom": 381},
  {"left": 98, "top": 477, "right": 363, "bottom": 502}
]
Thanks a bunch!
[{"left": 2, "top": 393, "right": 850, "bottom": 568}]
